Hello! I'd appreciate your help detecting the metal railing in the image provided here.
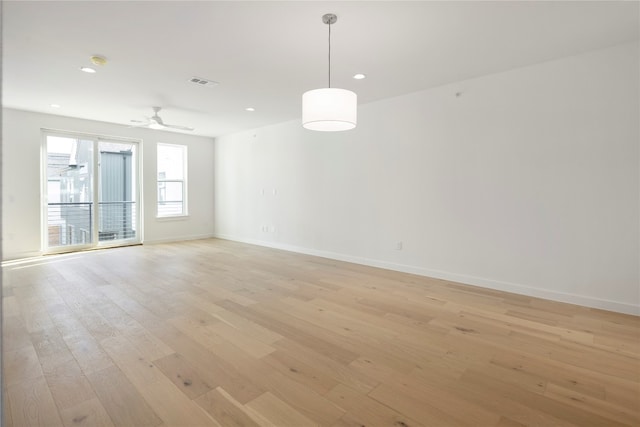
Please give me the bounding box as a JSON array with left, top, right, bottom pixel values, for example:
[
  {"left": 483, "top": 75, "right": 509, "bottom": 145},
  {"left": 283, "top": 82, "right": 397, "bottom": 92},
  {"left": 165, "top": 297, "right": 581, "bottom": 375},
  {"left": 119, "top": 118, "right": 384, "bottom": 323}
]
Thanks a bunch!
[
  {"left": 47, "top": 201, "right": 137, "bottom": 247},
  {"left": 47, "top": 202, "right": 92, "bottom": 246},
  {"left": 98, "top": 201, "right": 137, "bottom": 241}
]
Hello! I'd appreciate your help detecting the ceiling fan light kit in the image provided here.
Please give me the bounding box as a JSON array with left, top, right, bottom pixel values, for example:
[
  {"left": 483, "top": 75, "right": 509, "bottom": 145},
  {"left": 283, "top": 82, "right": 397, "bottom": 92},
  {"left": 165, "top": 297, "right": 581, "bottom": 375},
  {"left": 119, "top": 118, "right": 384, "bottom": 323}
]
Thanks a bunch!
[
  {"left": 302, "top": 13, "right": 357, "bottom": 132},
  {"left": 148, "top": 120, "right": 164, "bottom": 130}
]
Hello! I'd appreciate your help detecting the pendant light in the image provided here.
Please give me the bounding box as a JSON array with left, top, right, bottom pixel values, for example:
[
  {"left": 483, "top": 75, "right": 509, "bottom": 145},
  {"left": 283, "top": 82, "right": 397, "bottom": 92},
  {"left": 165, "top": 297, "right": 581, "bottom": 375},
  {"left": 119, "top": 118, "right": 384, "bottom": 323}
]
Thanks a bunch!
[{"left": 302, "top": 13, "right": 357, "bottom": 131}]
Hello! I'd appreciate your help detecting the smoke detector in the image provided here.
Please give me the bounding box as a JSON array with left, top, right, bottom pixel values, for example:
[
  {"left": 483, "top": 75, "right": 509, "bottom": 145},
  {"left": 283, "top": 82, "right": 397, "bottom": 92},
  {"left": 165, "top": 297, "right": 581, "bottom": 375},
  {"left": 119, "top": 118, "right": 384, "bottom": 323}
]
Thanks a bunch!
[{"left": 91, "top": 55, "right": 107, "bottom": 66}]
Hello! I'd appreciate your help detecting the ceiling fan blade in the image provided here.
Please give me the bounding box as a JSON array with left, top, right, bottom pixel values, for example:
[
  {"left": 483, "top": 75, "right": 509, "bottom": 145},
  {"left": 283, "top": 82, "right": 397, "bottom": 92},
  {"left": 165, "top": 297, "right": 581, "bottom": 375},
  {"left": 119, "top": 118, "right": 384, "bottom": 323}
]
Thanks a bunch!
[
  {"left": 163, "top": 124, "right": 194, "bottom": 131},
  {"left": 127, "top": 122, "right": 150, "bottom": 128},
  {"left": 128, "top": 108, "right": 193, "bottom": 131}
]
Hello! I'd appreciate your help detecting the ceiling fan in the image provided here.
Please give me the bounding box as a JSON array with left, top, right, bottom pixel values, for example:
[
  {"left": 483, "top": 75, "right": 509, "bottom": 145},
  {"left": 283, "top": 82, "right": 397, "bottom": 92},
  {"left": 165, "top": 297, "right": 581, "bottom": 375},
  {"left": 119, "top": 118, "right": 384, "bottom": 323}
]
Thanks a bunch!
[{"left": 130, "top": 107, "right": 194, "bottom": 131}]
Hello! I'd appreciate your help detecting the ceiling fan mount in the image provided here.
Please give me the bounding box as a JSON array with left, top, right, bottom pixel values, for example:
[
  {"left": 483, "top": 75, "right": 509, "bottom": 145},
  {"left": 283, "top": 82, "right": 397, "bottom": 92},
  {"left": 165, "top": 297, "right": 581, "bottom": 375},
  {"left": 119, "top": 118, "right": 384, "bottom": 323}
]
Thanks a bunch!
[{"left": 130, "top": 106, "right": 194, "bottom": 131}]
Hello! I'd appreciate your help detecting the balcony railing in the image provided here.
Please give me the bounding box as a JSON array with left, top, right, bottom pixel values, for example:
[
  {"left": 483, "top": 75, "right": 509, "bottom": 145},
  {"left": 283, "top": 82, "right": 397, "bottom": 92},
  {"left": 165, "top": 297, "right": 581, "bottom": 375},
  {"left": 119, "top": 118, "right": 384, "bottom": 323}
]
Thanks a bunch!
[
  {"left": 47, "top": 201, "right": 136, "bottom": 247},
  {"left": 47, "top": 202, "right": 92, "bottom": 246},
  {"left": 98, "top": 201, "right": 137, "bottom": 241}
]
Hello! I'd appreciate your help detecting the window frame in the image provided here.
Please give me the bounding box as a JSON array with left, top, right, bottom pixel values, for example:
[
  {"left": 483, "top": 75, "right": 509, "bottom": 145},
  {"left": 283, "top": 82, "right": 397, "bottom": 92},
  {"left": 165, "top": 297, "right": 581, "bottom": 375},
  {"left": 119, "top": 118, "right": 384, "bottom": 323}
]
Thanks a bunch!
[{"left": 156, "top": 143, "right": 188, "bottom": 218}]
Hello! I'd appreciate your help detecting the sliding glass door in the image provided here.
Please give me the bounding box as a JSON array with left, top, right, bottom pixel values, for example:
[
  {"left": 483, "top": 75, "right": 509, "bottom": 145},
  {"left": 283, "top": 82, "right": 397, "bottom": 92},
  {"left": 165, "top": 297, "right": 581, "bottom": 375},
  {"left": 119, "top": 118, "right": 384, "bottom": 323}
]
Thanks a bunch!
[
  {"left": 98, "top": 141, "right": 137, "bottom": 242},
  {"left": 44, "top": 133, "right": 140, "bottom": 253}
]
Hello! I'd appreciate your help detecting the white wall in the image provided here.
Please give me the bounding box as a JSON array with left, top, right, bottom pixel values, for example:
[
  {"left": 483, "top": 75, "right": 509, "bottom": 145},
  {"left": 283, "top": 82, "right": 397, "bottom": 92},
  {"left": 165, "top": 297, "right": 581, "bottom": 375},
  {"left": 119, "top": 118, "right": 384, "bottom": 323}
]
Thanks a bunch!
[
  {"left": 2, "top": 109, "right": 215, "bottom": 260},
  {"left": 214, "top": 42, "right": 640, "bottom": 315}
]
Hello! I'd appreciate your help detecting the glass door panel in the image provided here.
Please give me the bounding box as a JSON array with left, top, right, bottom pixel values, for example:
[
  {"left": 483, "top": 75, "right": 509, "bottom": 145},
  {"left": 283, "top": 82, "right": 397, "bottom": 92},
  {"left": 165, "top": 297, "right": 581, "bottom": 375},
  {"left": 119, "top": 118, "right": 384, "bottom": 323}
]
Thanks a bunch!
[
  {"left": 98, "top": 141, "right": 138, "bottom": 243},
  {"left": 46, "top": 136, "right": 94, "bottom": 248}
]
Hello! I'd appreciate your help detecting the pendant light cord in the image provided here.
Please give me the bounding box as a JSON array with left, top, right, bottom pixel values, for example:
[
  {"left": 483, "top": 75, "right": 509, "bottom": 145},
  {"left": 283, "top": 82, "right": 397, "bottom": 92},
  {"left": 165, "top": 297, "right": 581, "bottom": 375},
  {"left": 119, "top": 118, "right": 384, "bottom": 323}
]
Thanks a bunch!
[{"left": 328, "top": 20, "right": 332, "bottom": 88}]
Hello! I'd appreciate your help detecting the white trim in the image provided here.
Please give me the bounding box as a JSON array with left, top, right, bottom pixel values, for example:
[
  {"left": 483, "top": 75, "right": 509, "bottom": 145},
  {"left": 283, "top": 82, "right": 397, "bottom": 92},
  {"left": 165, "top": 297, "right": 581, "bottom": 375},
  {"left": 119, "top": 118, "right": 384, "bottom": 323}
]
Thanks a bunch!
[
  {"left": 155, "top": 215, "right": 190, "bottom": 221},
  {"left": 2, "top": 251, "right": 44, "bottom": 262},
  {"left": 144, "top": 233, "right": 216, "bottom": 245},
  {"left": 213, "top": 233, "right": 640, "bottom": 316},
  {"left": 41, "top": 127, "right": 140, "bottom": 144}
]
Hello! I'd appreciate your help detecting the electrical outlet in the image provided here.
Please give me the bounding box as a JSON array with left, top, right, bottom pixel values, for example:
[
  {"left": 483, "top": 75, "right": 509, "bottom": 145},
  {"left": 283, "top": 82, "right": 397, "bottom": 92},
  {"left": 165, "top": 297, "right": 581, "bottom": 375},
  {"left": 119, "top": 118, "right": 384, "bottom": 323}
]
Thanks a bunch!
[{"left": 396, "top": 241, "right": 403, "bottom": 250}]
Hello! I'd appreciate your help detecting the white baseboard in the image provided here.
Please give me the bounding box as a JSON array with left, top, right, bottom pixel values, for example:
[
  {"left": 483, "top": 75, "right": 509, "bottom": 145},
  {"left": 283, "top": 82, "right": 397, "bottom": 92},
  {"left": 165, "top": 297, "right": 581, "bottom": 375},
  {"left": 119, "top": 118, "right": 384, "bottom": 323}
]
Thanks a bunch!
[
  {"left": 213, "top": 233, "right": 639, "bottom": 316},
  {"left": 2, "top": 250, "right": 43, "bottom": 262},
  {"left": 144, "top": 233, "right": 216, "bottom": 245}
]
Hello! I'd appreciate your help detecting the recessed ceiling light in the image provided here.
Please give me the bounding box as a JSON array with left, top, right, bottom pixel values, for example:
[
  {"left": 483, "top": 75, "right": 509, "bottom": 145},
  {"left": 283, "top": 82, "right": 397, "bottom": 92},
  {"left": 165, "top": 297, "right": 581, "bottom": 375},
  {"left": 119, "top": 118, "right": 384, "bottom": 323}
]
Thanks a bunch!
[
  {"left": 50, "top": 104, "right": 61, "bottom": 108},
  {"left": 80, "top": 66, "right": 96, "bottom": 73},
  {"left": 245, "top": 107, "right": 255, "bottom": 112},
  {"left": 353, "top": 73, "right": 366, "bottom": 80}
]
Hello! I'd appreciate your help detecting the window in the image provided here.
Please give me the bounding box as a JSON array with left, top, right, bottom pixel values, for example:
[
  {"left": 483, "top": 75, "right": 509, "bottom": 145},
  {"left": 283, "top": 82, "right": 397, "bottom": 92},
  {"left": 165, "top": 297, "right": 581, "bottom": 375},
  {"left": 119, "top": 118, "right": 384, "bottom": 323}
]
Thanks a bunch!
[{"left": 157, "top": 143, "right": 187, "bottom": 217}]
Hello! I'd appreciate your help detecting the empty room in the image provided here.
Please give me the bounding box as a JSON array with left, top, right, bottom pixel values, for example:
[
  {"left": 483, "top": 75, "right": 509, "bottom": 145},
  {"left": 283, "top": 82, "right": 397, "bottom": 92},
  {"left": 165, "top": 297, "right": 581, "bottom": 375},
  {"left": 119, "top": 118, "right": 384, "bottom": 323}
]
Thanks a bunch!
[{"left": 2, "top": 1, "right": 639, "bottom": 426}]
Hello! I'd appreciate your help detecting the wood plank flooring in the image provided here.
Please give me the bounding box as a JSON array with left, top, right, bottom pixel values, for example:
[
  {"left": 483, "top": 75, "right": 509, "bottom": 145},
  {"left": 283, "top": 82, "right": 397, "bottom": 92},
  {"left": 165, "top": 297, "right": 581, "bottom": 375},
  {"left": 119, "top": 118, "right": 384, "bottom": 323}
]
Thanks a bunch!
[{"left": 2, "top": 238, "right": 639, "bottom": 426}]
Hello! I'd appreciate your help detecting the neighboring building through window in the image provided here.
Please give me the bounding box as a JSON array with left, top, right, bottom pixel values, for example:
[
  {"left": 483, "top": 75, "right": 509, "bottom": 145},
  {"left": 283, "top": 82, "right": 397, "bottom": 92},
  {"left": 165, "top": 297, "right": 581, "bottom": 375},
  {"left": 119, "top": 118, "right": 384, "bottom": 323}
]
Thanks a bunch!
[{"left": 157, "top": 143, "right": 187, "bottom": 217}]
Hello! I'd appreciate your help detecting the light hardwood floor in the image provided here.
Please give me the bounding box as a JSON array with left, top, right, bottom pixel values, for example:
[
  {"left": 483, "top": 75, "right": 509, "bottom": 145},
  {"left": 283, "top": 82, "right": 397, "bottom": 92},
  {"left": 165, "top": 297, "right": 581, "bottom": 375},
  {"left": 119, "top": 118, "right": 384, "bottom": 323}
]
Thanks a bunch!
[{"left": 2, "top": 238, "right": 639, "bottom": 426}]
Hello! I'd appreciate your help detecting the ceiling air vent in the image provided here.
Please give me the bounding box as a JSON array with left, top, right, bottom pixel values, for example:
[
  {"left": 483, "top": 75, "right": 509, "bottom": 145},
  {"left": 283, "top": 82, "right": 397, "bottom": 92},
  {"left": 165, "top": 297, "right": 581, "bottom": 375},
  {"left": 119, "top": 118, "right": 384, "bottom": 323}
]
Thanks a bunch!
[{"left": 188, "top": 77, "right": 219, "bottom": 88}]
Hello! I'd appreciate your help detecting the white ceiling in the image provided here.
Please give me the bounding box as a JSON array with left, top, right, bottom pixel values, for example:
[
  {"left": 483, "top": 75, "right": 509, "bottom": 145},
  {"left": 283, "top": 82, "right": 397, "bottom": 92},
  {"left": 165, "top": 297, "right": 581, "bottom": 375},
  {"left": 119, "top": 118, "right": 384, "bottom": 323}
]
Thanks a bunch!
[{"left": 3, "top": 1, "right": 639, "bottom": 138}]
